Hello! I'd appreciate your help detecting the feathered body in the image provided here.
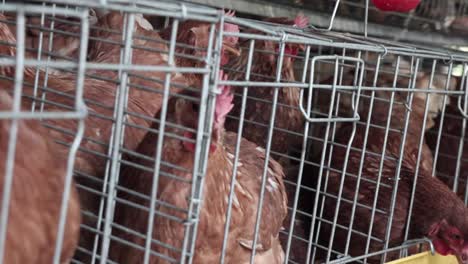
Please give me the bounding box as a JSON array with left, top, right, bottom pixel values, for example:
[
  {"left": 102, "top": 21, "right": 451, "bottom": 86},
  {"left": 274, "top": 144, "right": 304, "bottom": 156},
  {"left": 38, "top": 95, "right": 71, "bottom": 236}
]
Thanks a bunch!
[
  {"left": 114, "top": 13, "right": 242, "bottom": 199},
  {"left": 156, "top": 131, "right": 287, "bottom": 264},
  {"left": 305, "top": 82, "right": 468, "bottom": 262},
  {"left": 73, "top": 11, "right": 187, "bottom": 261},
  {"left": 313, "top": 56, "right": 452, "bottom": 174},
  {"left": 0, "top": 12, "right": 182, "bottom": 261},
  {"left": 223, "top": 14, "right": 309, "bottom": 264},
  {"left": 426, "top": 102, "right": 468, "bottom": 199},
  {"left": 111, "top": 130, "right": 287, "bottom": 263},
  {"left": 0, "top": 12, "right": 175, "bottom": 182},
  {"left": 4, "top": 10, "right": 97, "bottom": 60},
  {"left": 110, "top": 68, "right": 287, "bottom": 263},
  {"left": 225, "top": 15, "right": 308, "bottom": 157},
  {"left": 0, "top": 90, "right": 81, "bottom": 263},
  {"left": 308, "top": 118, "right": 468, "bottom": 263}
]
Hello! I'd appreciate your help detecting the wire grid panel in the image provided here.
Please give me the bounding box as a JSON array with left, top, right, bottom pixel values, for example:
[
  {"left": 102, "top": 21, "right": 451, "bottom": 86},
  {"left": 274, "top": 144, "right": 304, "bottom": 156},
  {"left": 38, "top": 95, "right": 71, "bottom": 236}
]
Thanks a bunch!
[
  {"left": 298, "top": 46, "right": 467, "bottom": 264},
  {"left": 0, "top": 1, "right": 222, "bottom": 264},
  {"left": 270, "top": 0, "right": 468, "bottom": 36},
  {"left": 427, "top": 66, "right": 468, "bottom": 203},
  {"left": 2, "top": 1, "right": 468, "bottom": 264},
  {"left": 222, "top": 14, "right": 468, "bottom": 264},
  {"left": 0, "top": 3, "right": 88, "bottom": 264}
]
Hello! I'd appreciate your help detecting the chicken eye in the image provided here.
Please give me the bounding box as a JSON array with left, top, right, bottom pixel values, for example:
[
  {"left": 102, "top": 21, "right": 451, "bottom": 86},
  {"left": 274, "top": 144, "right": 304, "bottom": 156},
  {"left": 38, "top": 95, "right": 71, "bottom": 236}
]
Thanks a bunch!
[
  {"left": 449, "top": 232, "right": 463, "bottom": 241},
  {"left": 191, "top": 103, "right": 199, "bottom": 113}
]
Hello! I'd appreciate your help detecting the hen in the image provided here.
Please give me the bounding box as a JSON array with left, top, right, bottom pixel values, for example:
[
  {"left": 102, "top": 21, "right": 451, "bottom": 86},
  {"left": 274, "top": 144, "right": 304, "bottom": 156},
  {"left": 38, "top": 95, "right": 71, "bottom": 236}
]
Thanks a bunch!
[
  {"left": 224, "top": 13, "right": 309, "bottom": 160},
  {"left": 304, "top": 75, "right": 465, "bottom": 262},
  {"left": 0, "top": 12, "right": 183, "bottom": 261},
  {"left": 113, "top": 11, "right": 240, "bottom": 202},
  {"left": 158, "top": 10, "right": 241, "bottom": 87},
  {"left": 0, "top": 90, "right": 81, "bottom": 263},
  {"left": 221, "top": 15, "right": 310, "bottom": 263},
  {"left": 314, "top": 56, "right": 452, "bottom": 174},
  {"left": 109, "top": 70, "right": 287, "bottom": 263},
  {"left": 0, "top": 11, "right": 173, "bottom": 182},
  {"left": 69, "top": 11, "right": 192, "bottom": 261},
  {"left": 426, "top": 100, "right": 468, "bottom": 200},
  {"left": 306, "top": 116, "right": 468, "bottom": 263},
  {"left": 4, "top": 10, "right": 97, "bottom": 61}
]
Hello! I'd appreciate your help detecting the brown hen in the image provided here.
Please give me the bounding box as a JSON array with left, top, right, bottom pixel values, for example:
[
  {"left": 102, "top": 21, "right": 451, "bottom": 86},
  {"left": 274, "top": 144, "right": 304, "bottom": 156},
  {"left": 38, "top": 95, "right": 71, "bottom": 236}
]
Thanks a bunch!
[
  {"left": 307, "top": 111, "right": 468, "bottom": 263},
  {"left": 223, "top": 13, "right": 310, "bottom": 264},
  {"left": 110, "top": 13, "right": 239, "bottom": 209},
  {"left": 225, "top": 14, "right": 309, "bottom": 159},
  {"left": 304, "top": 74, "right": 465, "bottom": 262},
  {"left": 0, "top": 12, "right": 184, "bottom": 261},
  {"left": 109, "top": 70, "right": 287, "bottom": 263},
  {"left": 426, "top": 99, "right": 468, "bottom": 200},
  {"left": 0, "top": 90, "right": 81, "bottom": 263},
  {"left": 4, "top": 10, "right": 97, "bottom": 61}
]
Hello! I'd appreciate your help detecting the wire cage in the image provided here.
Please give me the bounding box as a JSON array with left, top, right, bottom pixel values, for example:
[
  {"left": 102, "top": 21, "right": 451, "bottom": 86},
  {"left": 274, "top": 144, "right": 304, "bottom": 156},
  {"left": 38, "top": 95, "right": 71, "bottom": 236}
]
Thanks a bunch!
[
  {"left": 0, "top": 0, "right": 468, "bottom": 264},
  {"left": 220, "top": 14, "right": 468, "bottom": 263},
  {"left": 193, "top": 0, "right": 468, "bottom": 48},
  {"left": 0, "top": 3, "right": 88, "bottom": 263},
  {"left": 0, "top": 1, "right": 223, "bottom": 263},
  {"left": 286, "top": 0, "right": 467, "bottom": 33},
  {"left": 263, "top": 0, "right": 468, "bottom": 36}
]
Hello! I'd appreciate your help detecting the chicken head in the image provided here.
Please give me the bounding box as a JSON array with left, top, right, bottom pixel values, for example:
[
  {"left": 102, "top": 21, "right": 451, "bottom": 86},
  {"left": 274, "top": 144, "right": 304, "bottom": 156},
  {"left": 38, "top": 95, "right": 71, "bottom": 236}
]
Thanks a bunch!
[
  {"left": 262, "top": 13, "right": 309, "bottom": 67},
  {"left": 220, "top": 10, "right": 240, "bottom": 66},
  {"left": 158, "top": 10, "right": 239, "bottom": 88},
  {"left": 172, "top": 10, "right": 240, "bottom": 68},
  {"left": 429, "top": 219, "right": 468, "bottom": 263},
  {"left": 212, "top": 70, "right": 234, "bottom": 148},
  {"left": 178, "top": 70, "right": 233, "bottom": 154}
]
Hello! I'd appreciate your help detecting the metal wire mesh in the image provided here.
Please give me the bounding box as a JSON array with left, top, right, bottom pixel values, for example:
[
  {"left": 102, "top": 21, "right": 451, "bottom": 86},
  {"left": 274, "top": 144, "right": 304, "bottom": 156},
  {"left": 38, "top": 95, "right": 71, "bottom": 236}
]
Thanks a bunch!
[
  {"left": 0, "top": 3, "right": 88, "bottom": 263},
  {"left": 0, "top": 0, "right": 467, "bottom": 264},
  {"left": 221, "top": 13, "right": 468, "bottom": 264},
  {"left": 0, "top": 1, "right": 221, "bottom": 263},
  {"left": 266, "top": 0, "right": 468, "bottom": 35}
]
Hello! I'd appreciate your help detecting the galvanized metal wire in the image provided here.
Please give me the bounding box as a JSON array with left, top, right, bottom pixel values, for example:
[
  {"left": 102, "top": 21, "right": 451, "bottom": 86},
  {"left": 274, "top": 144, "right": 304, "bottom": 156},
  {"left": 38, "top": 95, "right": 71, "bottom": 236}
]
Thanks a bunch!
[{"left": 0, "top": 1, "right": 467, "bottom": 264}]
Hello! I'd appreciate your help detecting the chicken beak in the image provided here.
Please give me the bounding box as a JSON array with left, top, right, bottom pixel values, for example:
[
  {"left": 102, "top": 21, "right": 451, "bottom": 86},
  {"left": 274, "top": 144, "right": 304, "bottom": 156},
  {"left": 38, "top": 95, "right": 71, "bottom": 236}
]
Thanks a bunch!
[
  {"left": 222, "top": 42, "right": 241, "bottom": 57},
  {"left": 209, "top": 143, "right": 217, "bottom": 153},
  {"left": 182, "top": 131, "right": 196, "bottom": 152}
]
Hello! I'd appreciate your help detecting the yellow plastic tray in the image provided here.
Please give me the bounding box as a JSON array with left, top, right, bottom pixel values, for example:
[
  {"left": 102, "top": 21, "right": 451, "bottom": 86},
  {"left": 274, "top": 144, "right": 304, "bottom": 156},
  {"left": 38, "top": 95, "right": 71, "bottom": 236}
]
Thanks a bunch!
[{"left": 386, "top": 252, "right": 458, "bottom": 264}]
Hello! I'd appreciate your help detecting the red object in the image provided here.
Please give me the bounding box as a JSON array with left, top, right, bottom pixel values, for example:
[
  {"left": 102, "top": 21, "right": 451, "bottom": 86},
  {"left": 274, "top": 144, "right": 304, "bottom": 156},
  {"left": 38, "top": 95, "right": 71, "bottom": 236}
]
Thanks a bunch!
[{"left": 371, "top": 0, "right": 421, "bottom": 12}]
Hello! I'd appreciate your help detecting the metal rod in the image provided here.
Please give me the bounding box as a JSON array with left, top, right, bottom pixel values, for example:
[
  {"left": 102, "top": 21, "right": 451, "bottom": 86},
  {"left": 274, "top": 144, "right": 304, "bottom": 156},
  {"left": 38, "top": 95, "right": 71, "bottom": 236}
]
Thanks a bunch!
[
  {"left": 142, "top": 17, "right": 179, "bottom": 264},
  {"left": 249, "top": 32, "right": 287, "bottom": 264},
  {"left": 184, "top": 17, "right": 219, "bottom": 264},
  {"left": 99, "top": 12, "right": 136, "bottom": 264},
  {"left": 283, "top": 44, "right": 311, "bottom": 264},
  {"left": 0, "top": 10, "right": 25, "bottom": 263},
  {"left": 219, "top": 38, "right": 255, "bottom": 263},
  {"left": 52, "top": 9, "right": 89, "bottom": 264}
]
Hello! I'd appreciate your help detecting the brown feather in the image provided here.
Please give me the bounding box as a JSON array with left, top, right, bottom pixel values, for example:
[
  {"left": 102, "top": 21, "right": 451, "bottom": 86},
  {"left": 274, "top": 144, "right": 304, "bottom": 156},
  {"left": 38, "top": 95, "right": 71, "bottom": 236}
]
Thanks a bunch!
[
  {"left": 4, "top": 11, "right": 97, "bottom": 61},
  {"left": 307, "top": 117, "right": 468, "bottom": 262},
  {"left": 109, "top": 89, "right": 287, "bottom": 263},
  {"left": 0, "top": 90, "right": 81, "bottom": 263},
  {"left": 224, "top": 18, "right": 304, "bottom": 157},
  {"left": 426, "top": 101, "right": 468, "bottom": 199},
  {"left": 0, "top": 12, "right": 185, "bottom": 261},
  {"left": 306, "top": 88, "right": 466, "bottom": 262}
]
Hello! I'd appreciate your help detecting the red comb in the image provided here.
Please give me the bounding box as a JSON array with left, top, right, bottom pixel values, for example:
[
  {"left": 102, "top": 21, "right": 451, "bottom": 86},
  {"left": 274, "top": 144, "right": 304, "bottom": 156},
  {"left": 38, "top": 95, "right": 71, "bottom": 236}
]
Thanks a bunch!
[
  {"left": 214, "top": 70, "right": 234, "bottom": 127},
  {"left": 222, "top": 10, "right": 239, "bottom": 44},
  {"left": 293, "top": 13, "right": 309, "bottom": 28},
  {"left": 225, "top": 10, "right": 236, "bottom": 17},
  {"left": 224, "top": 22, "right": 239, "bottom": 34}
]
